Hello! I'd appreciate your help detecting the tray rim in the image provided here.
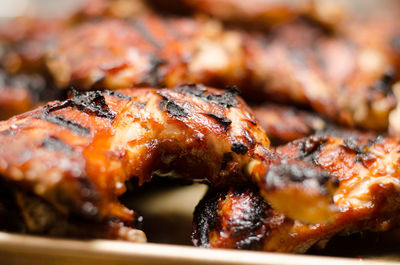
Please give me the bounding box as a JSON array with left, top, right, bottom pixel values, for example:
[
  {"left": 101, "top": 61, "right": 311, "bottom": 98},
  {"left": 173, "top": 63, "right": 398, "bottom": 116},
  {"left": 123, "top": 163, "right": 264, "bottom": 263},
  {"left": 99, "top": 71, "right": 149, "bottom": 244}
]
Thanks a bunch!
[{"left": 0, "top": 232, "right": 398, "bottom": 265}]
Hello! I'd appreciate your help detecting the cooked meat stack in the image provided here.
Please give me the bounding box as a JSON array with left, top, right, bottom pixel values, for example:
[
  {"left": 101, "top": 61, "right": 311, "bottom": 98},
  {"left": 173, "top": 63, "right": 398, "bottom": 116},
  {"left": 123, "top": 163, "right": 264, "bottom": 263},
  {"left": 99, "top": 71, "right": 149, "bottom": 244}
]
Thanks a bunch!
[{"left": 0, "top": 0, "right": 400, "bottom": 255}]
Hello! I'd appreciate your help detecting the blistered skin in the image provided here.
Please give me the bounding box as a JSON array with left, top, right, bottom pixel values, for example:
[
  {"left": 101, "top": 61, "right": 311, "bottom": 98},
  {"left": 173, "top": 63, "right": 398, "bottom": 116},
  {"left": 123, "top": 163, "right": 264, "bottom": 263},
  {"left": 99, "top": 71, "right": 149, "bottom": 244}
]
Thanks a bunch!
[{"left": 193, "top": 133, "right": 400, "bottom": 253}]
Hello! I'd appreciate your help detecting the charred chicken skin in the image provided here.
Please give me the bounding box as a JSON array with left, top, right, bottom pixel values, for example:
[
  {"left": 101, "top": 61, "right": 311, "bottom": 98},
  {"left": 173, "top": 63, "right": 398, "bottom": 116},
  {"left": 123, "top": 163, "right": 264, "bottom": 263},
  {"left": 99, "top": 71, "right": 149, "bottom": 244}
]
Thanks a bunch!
[
  {"left": 0, "top": 85, "right": 339, "bottom": 239},
  {"left": 193, "top": 133, "right": 400, "bottom": 253}
]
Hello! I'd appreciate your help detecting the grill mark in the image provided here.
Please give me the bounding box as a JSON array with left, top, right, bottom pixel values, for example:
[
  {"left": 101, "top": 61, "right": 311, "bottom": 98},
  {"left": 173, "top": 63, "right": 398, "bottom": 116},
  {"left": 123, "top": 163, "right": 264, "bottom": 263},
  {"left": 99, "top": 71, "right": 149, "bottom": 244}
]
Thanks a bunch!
[
  {"left": 158, "top": 92, "right": 188, "bottom": 117},
  {"left": 142, "top": 54, "right": 166, "bottom": 87},
  {"left": 204, "top": 113, "right": 232, "bottom": 130},
  {"left": 38, "top": 112, "right": 90, "bottom": 136},
  {"left": 103, "top": 90, "right": 132, "bottom": 100},
  {"left": 366, "top": 135, "right": 384, "bottom": 147},
  {"left": 193, "top": 186, "right": 267, "bottom": 250},
  {"left": 176, "top": 84, "right": 240, "bottom": 108},
  {"left": 265, "top": 161, "right": 333, "bottom": 195},
  {"left": 229, "top": 187, "right": 268, "bottom": 250},
  {"left": 343, "top": 137, "right": 377, "bottom": 166},
  {"left": 41, "top": 136, "right": 73, "bottom": 154},
  {"left": 370, "top": 68, "right": 395, "bottom": 95},
  {"left": 298, "top": 135, "right": 328, "bottom": 164},
  {"left": 343, "top": 137, "right": 364, "bottom": 155},
  {"left": 45, "top": 90, "right": 116, "bottom": 120},
  {"left": 231, "top": 142, "right": 249, "bottom": 155},
  {"left": 243, "top": 129, "right": 256, "bottom": 148},
  {"left": 68, "top": 90, "right": 116, "bottom": 119},
  {"left": 192, "top": 188, "right": 222, "bottom": 247},
  {"left": 131, "top": 20, "right": 163, "bottom": 49}
]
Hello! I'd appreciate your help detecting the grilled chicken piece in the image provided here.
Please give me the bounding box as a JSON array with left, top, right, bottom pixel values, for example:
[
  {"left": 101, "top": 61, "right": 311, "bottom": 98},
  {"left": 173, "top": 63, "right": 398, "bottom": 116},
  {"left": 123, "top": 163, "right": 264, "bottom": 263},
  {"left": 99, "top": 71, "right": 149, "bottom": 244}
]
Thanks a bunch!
[
  {"left": 45, "top": 15, "right": 400, "bottom": 132},
  {"left": 248, "top": 18, "right": 400, "bottom": 131},
  {"left": 0, "top": 0, "right": 150, "bottom": 74},
  {"left": 252, "top": 104, "right": 327, "bottom": 145},
  {"left": 193, "top": 133, "right": 400, "bottom": 253},
  {"left": 46, "top": 15, "right": 253, "bottom": 90},
  {"left": 0, "top": 0, "right": 150, "bottom": 118},
  {"left": 146, "top": 0, "right": 344, "bottom": 30},
  {"left": 0, "top": 84, "right": 338, "bottom": 238}
]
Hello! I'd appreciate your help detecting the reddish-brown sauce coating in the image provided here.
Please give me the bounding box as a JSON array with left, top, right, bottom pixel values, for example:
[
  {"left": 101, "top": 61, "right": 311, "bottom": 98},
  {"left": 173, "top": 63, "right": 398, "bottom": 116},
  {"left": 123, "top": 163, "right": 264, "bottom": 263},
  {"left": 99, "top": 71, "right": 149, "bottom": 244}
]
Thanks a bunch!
[{"left": 194, "top": 133, "right": 400, "bottom": 253}]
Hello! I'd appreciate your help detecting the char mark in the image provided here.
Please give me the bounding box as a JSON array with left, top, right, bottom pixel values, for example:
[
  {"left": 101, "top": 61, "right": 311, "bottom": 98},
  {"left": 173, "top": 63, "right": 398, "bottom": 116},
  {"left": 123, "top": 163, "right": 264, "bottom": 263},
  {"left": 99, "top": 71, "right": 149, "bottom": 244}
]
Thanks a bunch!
[
  {"left": 176, "top": 84, "right": 240, "bottom": 108},
  {"left": 343, "top": 137, "right": 364, "bottom": 155},
  {"left": 243, "top": 129, "right": 256, "bottom": 148},
  {"left": 205, "top": 113, "right": 232, "bottom": 130},
  {"left": 103, "top": 90, "right": 132, "bottom": 100},
  {"left": 142, "top": 54, "right": 166, "bottom": 87},
  {"left": 69, "top": 90, "right": 116, "bottom": 119},
  {"left": 298, "top": 135, "right": 328, "bottom": 164},
  {"left": 45, "top": 90, "right": 116, "bottom": 120},
  {"left": 130, "top": 20, "right": 163, "bottom": 49},
  {"left": 371, "top": 68, "right": 395, "bottom": 95},
  {"left": 366, "top": 135, "right": 384, "bottom": 146},
  {"left": 343, "top": 137, "right": 377, "bottom": 166},
  {"left": 41, "top": 136, "right": 74, "bottom": 154},
  {"left": 229, "top": 187, "right": 268, "bottom": 250},
  {"left": 192, "top": 188, "right": 222, "bottom": 247},
  {"left": 231, "top": 142, "right": 249, "bottom": 155},
  {"left": 158, "top": 92, "right": 188, "bottom": 117},
  {"left": 192, "top": 186, "right": 267, "bottom": 250},
  {"left": 38, "top": 112, "right": 90, "bottom": 136},
  {"left": 265, "top": 161, "right": 334, "bottom": 195}
]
